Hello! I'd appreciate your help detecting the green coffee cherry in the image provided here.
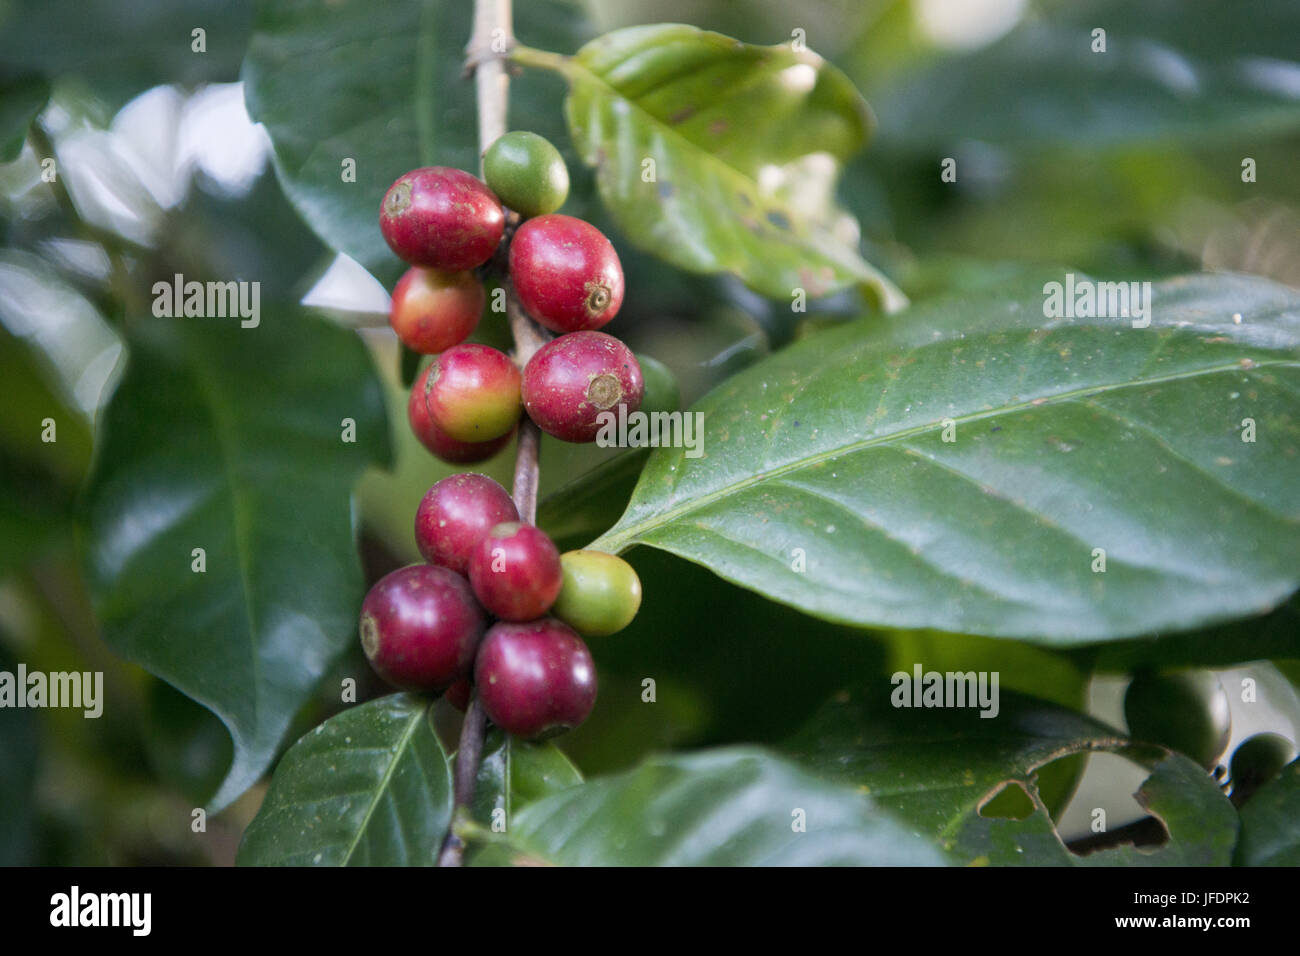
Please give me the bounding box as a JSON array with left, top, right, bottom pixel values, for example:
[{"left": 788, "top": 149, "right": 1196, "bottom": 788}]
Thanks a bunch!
[
  {"left": 635, "top": 353, "right": 681, "bottom": 414},
  {"left": 1230, "top": 732, "right": 1296, "bottom": 799},
  {"left": 552, "top": 550, "right": 642, "bottom": 637},
  {"left": 483, "top": 131, "right": 569, "bottom": 218},
  {"left": 1123, "top": 669, "right": 1231, "bottom": 770}
]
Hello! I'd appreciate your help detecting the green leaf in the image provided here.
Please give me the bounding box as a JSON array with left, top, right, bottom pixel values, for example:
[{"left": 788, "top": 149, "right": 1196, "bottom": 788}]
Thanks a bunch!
[
  {"left": 80, "top": 310, "right": 391, "bottom": 810},
  {"left": 467, "top": 731, "right": 583, "bottom": 828},
  {"left": 534, "top": 24, "right": 904, "bottom": 308},
  {"left": 592, "top": 273, "right": 1300, "bottom": 643},
  {"left": 783, "top": 687, "right": 1238, "bottom": 865},
  {"left": 243, "top": 0, "right": 588, "bottom": 285},
  {"left": 0, "top": 0, "right": 252, "bottom": 111},
  {"left": 1234, "top": 758, "right": 1300, "bottom": 865},
  {"left": 871, "top": 0, "right": 1300, "bottom": 152},
  {"left": 0, "top": 73, "right": 48, "bottom": 162},
  {"left": 238, "top": 694, "right": 450, "bottom": 866},
  {"left": 1089, "top": 754, "right": 1238, "bottom": 867},
  {"left": 469, "top": 747, "right": 947, "bottom": 866}
]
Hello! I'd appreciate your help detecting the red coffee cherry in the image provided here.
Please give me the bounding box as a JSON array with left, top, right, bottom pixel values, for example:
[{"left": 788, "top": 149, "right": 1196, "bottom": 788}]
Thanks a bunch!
[
  {"left": 379, "top": 166, "right": 504, "bottom": 270},
  {"left": 475, "top": 618, "right": 597, "bottom": 739},
  {"left": 389, "top": 267, "right": 484, "bottom": 354},
  {"left": 521, "top": 331, "right": 644, "bottom": 442},
  {"left": 359, "top": 565, "right": 486, "bottom": 693},
  {"left": 410, "top": 344, "right": 522, "bottom": 444},
  {"left": 509, "top": 214, "right": 624, "bottom": 332},
  {"left": 415, "top": 473, "right": 520, "bottom": 575},
  {"left": 468, "top": 522, "right": 563, "bottom": 621},
  {"left": 408, "top": 383, "right": 515, "bottom": 463}
]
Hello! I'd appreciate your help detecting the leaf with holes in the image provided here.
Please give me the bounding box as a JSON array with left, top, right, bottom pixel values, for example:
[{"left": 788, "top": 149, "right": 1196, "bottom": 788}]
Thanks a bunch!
[
  {"left": 521, "top": 24, "right": 904, "bottom": 308},
  {"left": 782, "top": 685, "right": 1238, "bottom": 865},
  {"left": 469, "top": 747, "right": 947, "bottom": 866},
  {"left": 80, "top": 310, "right": 391, "bottom": 811},
  {"left": 243, "top": 0, "right": 588, "bottom": 285},
  {"left": 238, "top": 695, "right": 450, "bottom": 866},
  {"left": 591, "top": 273, "right": 1300, "bottom": 643},
  {"left": 1234, "top": 758, "right": 1300, "bottom": 865}
]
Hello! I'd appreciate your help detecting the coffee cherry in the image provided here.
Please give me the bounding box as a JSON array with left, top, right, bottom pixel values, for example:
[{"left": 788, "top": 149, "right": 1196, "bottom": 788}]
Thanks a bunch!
[
  {"left": 415, "top": 473, "right": 519, "bottom": 574},
  {"left": 407, "top": 376, "right": 515, "bottom": 463},
  {"left": 445, "top": 677, "right": 472, "bottom": 713},
  {"left": 1230, "top": 732, "right": 1296, "bottom": 799},
  {"left": 468, "top": 521, "right": 563, "bottom": 621},
  {"left": 522, "top": 331, "right": 644, "bottom": 442},
  {"left": 411, "top": 344, "right": 521, "bottom": 443},
  {"left": 552, "top": 550, "right": 642, "bottom": 637},
  {"left": 380, "top": 166, "right": 504, "bottom": 270},
  {"left": 509, "top": 214, "right": 624, "bottom": 332},
  {"left": 475, "top": 618, "right": 597, "bottom": 739},
  {"left": 1124, "top": 669, "right": 1231, "bottom": 770},
  {"left": 359, "top": 565, "right": 486, "bottom": 692},
  {"left": 389, "top": 267, "right": 484, "bottom": 354},
  {"left": 483, "top": 131, "right": 569, "bottom": 218}
]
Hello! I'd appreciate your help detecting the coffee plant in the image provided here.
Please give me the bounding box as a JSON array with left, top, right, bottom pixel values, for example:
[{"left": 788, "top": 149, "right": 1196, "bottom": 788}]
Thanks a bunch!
[{"left": 1, "top": 0, "right": 1299, "bottom": 872}]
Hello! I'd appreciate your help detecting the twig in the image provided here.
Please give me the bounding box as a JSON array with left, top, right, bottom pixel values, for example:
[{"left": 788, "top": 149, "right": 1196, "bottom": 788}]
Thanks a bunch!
[
  {"left": 438, "top": 0, "right": 549, "bottom": 867},
  {"left": 436, "top": 697, "right": 487, "bottom": 866}
]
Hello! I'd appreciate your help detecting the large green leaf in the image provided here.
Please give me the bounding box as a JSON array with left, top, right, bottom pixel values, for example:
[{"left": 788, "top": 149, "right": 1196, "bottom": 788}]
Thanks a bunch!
[
  {"left": 592, "top": 273, "right": 1300, "bottom": 643},
  {"left": 0, "top": 0, "right": 252, "bottom": 111},
  {"left": 525, "top": 24, "right": 903, "bottom": 307},
  {"left": 871, "top": 0, "right": 1300, "bottom": 152},
  {"left": 238, "top": 694, "right": 450, "bottom": 866},
  {"left": 1234, "top": 758, "right": 1300, "bottom": 866},
  {"left": 243, "top": 0, "right": 588, "bottom": 285},
  {"left": 81, "top": 310, "right": 391, "bottom": 810},
  {"left": 469, "top": 747, "right": 947, "bottom": 866},
  {"left": 783, "top": 687, "right": 1238, "bottom": 866}
]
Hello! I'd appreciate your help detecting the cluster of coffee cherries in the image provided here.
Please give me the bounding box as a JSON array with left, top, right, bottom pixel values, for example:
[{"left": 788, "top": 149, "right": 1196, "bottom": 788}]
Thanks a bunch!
[
  {"left": 357, "top": 132, "right": 644, "bottom": 739},
  {"left": 380, "top": 131, "right": 644, "bottom": 459}
]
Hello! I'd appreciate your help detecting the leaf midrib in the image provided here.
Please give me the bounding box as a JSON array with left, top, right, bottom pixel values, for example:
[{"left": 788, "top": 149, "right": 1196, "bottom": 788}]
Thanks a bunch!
[
  {"left": 593, "top": 355, "right": 1298, "bottom": 552},
  {"left": 188, "top": 352, "right": 262, "bottom": 740},
  {"left": 340, "top": 701, "right": 429, "bottom": 866}
]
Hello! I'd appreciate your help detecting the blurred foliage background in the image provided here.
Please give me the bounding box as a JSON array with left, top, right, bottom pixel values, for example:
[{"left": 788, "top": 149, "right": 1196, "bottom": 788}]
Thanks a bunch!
[{"left": 1, "top": 0, "right": 1298, "bottom": 864}]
